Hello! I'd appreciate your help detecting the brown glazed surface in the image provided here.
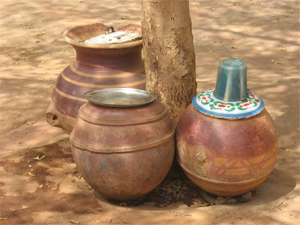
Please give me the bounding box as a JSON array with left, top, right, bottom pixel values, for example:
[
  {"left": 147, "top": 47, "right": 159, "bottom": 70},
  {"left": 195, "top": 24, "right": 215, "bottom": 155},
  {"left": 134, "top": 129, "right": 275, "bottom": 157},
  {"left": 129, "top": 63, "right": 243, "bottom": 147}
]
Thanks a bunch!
[
  {"left": 46, "top": 23, "right": 146, "bottom": 134},
  {"left": 176, "top": 104, "right": 278, "bottom": 197},
  {"left": 70, "top": 100, "right": 175, "bottom": 201}
]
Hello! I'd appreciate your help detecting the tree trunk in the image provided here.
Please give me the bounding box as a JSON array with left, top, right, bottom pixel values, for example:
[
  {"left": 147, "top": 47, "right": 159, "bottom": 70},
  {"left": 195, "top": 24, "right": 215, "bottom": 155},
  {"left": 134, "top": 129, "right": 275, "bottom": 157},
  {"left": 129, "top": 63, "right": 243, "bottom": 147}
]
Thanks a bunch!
[{"left": 141, "top": 0, "right": 197, "bottom": 127}]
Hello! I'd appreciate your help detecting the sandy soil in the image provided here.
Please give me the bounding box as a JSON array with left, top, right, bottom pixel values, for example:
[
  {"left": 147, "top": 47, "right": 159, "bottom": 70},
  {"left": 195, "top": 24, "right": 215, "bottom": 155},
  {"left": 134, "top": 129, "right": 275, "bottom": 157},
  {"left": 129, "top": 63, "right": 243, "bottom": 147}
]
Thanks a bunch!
[{"left": 0, "top": 0, "right": 299, "bottom": 224}]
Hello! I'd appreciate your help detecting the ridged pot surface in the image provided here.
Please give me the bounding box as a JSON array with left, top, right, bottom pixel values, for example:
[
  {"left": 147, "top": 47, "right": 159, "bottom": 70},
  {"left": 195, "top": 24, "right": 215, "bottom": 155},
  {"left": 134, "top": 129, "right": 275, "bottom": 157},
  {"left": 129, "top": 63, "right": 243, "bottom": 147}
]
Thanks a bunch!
[
  {"left": 176, "top": 104, "right": 278, "bottom": 197},
  {"left": 46, "top": 23, "right": 145, "bottom": 134},
  {"left": 70, "top": 100, "right": 175, "bottom": 201}
]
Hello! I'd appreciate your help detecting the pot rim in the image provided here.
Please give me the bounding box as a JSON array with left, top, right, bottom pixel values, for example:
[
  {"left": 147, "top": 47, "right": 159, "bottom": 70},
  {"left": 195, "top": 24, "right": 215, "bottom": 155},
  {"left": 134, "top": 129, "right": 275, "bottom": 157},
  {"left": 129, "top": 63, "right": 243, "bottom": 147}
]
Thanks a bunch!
[
  {"left": 85, "top": 88, "right": 156, "bottom": 108},
  {"left": 63, "top": 23, "right": 143, "bottom": 50}
]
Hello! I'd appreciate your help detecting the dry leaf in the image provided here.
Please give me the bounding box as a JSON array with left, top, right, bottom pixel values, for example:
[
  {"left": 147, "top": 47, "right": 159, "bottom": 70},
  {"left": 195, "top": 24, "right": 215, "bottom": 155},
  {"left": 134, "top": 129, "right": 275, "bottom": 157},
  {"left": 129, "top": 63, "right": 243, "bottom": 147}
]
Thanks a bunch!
[
  {"left": 26, "top": 121, "right": 36, "bottom": 125},
  {"left": 231, "top": 46, "right": 237, "bottom": 49},
  {"left": 271, "top": 59, "right": 279, "bottom": 64},
  {"left": 286, "top": 149, "right": 290, "bottom": 152},
  {"left": 70, "top": 220, "right": 79, "bottom": 224},
  {"left": 281, "top": 49, "right": 286, "bottom": 51},
  {"left": 28, "top": 172, "right": 35, "bottom": 177},
  {"left": 60, "top": 50, "right": 65, "bottom": 52},
  {"left": 34, "top": 154, "right": 46, "bottom": 160},
  {"left": 208, "top": 50, "right": 213, "bottom": 54},
  {"left": 39, "top": 184, "right": 44, "bottom": 189}
]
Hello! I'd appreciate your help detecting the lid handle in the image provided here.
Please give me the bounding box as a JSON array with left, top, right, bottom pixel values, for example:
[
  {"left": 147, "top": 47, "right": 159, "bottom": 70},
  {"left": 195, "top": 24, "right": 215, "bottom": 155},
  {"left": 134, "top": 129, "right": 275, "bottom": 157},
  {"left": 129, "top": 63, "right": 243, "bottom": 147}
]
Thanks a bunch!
[{"left": 105, "top": 27, "right": 115, "bottom": 35}]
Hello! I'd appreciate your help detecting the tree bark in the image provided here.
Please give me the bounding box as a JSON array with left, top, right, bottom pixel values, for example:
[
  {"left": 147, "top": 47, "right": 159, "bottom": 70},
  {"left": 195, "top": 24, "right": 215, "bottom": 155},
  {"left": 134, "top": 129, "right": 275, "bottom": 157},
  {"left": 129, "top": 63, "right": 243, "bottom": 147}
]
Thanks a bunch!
[{"left": 141, "top": 0, "right": 197, "bottom": 127}]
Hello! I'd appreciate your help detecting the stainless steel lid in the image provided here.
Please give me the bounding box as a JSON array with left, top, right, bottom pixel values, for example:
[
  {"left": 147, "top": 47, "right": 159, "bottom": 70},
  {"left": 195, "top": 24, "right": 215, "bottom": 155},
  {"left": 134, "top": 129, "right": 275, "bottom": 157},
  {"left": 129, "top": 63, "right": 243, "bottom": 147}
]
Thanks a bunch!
[
  {"left": 84, "top": 26, "right": 141, "bottom": 44},
  {"left": 85, "top": 88, "right": 156, "bottom": 107}
]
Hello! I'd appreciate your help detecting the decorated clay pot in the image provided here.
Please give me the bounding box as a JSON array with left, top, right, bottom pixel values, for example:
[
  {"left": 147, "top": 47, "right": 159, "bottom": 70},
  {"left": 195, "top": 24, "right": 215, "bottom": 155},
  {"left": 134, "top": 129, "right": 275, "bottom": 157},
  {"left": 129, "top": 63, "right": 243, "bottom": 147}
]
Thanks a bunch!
[
  {"left": 46, "top": 23, "right": 145, "bottom": 134},
  {"left": 176, "top": 59, "right": 278, "bottom": 197},
  {"left": 70, "top": 88, "right": 175, "bottom": 201}
]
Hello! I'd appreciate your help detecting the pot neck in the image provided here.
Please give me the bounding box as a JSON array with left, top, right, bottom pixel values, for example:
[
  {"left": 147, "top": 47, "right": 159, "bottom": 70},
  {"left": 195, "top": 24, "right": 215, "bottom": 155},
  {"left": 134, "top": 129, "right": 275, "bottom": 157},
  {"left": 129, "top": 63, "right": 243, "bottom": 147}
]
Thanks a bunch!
[{"left": 72, "top": 45, "right": 143, "bottom": 70}]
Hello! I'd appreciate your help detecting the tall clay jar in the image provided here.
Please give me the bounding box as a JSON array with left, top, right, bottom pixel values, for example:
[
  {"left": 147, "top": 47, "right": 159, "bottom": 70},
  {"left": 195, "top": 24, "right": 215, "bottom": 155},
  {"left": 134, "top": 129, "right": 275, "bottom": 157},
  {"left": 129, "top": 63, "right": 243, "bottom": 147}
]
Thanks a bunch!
[
  {"left": 70, "top": 88, "right": 175, "bottom": 201},
  {"left": 46, "top": 23, "right": 146, "bottom": 134},
  {"left": 176, "top": 59, "right": 278, "bottom": 197}
]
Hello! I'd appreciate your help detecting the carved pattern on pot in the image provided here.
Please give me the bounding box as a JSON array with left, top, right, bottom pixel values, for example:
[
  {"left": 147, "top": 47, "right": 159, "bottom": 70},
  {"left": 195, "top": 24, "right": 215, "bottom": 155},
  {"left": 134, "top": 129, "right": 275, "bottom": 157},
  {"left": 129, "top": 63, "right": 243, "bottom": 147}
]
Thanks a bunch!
[
  {"left": 194, "top": 151, "right": 207, "bottom": 177},
  {"left": 212, "top": 145, "right": 277, "bottom": 178}
]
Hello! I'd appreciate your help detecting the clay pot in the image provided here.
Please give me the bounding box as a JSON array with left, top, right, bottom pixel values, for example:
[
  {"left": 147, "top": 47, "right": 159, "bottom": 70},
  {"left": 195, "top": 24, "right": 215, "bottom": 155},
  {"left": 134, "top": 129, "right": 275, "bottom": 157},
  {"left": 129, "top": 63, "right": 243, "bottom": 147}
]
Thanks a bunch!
[
  {"left": 46, "top": 23, "right": 145, "bottom": 134},
  {"left": 70, "top": 88, "right": 175, "bottom": 201},
  {"left": 176, "top": 59, "right": 278, "bottom": 197},
  {"left": 177, "top": 106, "right": 278, "bottom": 196}
]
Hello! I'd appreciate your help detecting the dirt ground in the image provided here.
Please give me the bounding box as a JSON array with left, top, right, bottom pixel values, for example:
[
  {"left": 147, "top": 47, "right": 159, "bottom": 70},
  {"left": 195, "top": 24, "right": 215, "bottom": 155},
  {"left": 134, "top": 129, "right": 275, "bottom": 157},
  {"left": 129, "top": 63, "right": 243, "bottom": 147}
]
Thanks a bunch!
[{"left": 0, "top": 0, "right": 299, "bottom": 224}]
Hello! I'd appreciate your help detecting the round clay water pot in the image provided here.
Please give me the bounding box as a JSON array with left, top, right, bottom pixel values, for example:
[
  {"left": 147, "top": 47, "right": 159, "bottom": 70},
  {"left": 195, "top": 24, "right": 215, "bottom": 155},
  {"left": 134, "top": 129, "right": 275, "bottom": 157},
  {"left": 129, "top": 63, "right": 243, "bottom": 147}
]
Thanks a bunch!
[
  {"left": 70, "top": 88, "right": 175, "bottom": 201},
  {"left": 176, "top": 59, "right": 278, "bottom": 197},
  {"left": 46, "top": 23, "right": 145, "bottom": 134},
  {"left": 176, "top": 106, "right": 278, "bottom": 197}
]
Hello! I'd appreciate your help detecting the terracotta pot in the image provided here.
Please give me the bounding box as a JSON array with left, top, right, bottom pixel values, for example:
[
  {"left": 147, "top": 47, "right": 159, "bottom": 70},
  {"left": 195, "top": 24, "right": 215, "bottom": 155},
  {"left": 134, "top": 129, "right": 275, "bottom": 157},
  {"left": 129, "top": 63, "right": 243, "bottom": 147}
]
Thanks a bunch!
[
  {"left": 70, "top": 88, "right": 175, "bottom": 201},
  {"left": 46, "top": 23, "right": 145, "bottom": 134},
  {"left": 176, "top": 59, "right": 278, "bottom": 197},
  {"left": 176, "top": 106, "right": 278, "bottom": 196}
]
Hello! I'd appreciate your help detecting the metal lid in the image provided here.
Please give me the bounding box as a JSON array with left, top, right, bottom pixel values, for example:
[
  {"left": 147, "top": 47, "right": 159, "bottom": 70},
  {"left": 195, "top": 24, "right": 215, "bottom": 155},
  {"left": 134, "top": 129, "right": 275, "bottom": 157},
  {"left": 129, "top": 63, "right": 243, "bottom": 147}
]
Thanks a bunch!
[
  {"left": 84, "top": 26, "right": 141, "bottom": 44},
  {"left": 85, "top": 88, "right": 156, "bottom": 107}
]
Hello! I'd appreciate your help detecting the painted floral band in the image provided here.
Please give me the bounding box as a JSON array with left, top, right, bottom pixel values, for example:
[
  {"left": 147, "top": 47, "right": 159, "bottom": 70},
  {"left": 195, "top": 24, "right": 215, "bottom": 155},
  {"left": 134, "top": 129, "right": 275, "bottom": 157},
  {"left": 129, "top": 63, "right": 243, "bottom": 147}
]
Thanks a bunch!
[{"left": 192, "top": 88, "right": 264, "bottom": 119}]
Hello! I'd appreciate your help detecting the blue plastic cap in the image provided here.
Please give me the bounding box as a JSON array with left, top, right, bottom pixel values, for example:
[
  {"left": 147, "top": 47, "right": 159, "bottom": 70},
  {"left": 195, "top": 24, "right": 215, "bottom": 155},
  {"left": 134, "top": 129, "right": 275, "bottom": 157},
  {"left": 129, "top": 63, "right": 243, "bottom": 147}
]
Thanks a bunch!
[{"left": 213, "top": 59, "right": 248, "bottom": 102}]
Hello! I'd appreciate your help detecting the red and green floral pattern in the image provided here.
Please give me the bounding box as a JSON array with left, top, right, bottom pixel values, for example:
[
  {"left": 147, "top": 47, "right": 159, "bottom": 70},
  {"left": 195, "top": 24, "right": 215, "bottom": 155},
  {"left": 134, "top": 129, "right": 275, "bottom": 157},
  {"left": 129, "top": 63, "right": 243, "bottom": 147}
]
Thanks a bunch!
[{"left": 196, "top": 88, "right": 261, "bottom": 115}]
